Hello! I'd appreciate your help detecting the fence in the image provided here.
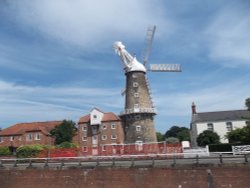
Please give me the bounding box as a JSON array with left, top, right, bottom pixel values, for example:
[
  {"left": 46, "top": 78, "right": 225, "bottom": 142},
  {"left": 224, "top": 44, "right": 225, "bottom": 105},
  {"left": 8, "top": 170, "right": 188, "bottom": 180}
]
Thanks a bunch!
[
  {"left": 37, "top": 142, "right": 182, "bottom": 158},
  {"left": 232, "top": 145, "right": 250, "bottom": 155}
]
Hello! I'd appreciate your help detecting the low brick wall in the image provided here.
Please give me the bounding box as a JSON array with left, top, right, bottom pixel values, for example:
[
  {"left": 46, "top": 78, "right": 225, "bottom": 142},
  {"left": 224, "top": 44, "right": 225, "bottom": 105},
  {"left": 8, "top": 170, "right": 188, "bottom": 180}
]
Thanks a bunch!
[{"left": 0, "top": 165, "right": 250, "bottom": 188}]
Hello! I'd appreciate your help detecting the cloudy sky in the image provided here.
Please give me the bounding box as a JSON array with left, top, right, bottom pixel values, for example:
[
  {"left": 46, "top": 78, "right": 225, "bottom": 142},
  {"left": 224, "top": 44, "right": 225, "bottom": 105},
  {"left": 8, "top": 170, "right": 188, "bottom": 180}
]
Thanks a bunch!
[{"left": 0, "top": 0, "right": 250, "bottom": 133}]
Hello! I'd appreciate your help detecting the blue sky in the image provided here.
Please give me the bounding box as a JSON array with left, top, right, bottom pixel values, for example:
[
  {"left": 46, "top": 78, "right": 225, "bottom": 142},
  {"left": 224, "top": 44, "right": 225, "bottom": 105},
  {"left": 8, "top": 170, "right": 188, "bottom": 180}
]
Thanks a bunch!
[{"left": 0, "top": 0, "right": 250, "bottom": 133}]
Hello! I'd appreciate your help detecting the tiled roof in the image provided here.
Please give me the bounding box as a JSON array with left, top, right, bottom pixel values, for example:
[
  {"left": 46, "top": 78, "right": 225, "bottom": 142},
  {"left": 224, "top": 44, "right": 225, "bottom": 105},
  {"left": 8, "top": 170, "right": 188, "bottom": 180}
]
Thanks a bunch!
[
  {"left": 78, "top": 112, "right": 120, "bottom": 124},
  {"left": 0, "top": 121, "right": 63, "bottom": 136},
  {"left": 191, "top": 110, "right": 250, "bottom": 123}
]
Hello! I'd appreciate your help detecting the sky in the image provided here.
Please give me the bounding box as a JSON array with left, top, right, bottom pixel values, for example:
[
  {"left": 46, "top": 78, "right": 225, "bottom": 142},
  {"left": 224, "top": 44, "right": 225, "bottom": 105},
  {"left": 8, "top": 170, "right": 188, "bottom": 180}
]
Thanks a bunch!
[{"left": 0, "top": 0, "right": 250, "bottom": 133}]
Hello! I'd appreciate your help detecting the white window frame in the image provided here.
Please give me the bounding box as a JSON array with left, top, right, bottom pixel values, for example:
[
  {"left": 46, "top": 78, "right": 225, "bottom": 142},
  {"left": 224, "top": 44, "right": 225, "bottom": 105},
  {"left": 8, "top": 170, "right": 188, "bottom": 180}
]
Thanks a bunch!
[
  {"left": 102, "top": 145, "right": 107, "bottom": 151},
  {"left": 133, "top": 82, "right": 138, "bottom": 87},
  {"left": 35, "top": 133, "right": 41, "bottom": 140},
  {"left": 102, "top": 135, "right": 107, "bottom": 140},
  {"left": 207, "top": 123, "right": 214, "bottom": 131},
  {"left": 82, "top": 126, "right": 88, "bottom": 131},
  {"left": 82, "top": 136, "right": 88, "bottom": 141},
  {"left": 83, "top": 146, "right": 88, "bottom": 152},
  {"left": 10, "top": 136, "right": 14, "bottom": 141},
  {"left": 111, "top": 123, "right": 116, "bottom": 129},
  {"left": 226, "top": 122, "right": 233, "bottom": 132},
  {"left": 26, "top": 133, "right": 33, "bottom": 141},
  {"left": 136, "top": 125, "right": 141, "bottom": 132},
  {"left": 111, "top": 135, "right": 117, "bottom": 140},
  {"left": 102, "top": 124, "right": 107, "bottom": 130}
]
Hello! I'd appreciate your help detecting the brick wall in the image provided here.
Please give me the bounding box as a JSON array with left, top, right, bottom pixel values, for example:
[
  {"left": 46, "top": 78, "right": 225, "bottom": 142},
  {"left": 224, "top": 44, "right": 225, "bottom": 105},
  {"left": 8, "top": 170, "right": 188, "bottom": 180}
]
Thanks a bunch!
[{"left": 1, "top": 165, "right": 250, "bottom": 188}]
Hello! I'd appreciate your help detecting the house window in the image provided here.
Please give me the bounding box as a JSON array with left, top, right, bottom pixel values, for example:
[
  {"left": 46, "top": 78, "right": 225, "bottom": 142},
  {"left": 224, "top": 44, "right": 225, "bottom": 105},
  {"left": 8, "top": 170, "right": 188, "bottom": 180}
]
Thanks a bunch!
[
  {"left": 207, "top": 123, "right": 214, "bottom": 131},
  {"left": 35, "top": 133, "right": 41, "bottom": 140},
  {"left": 102, "top": 145, "right": 107, "bottom": 151},
  {"left": 0, "top": 136, "right": 3, "bottom": 142},
  {"left": 111, "top": 135, "right": 117, "bottom": 140},
  {"left": 133, "top": 82, "right": 138, "bottom": 87},
  {"left": 10, "top": 136, "right": 14, "bottom": 141},
  {"left": 134, "top": 93, "right": 139, "bottom": 98},
  {"left": 93, "top": 115, "right": 97, "bottom": 119},
  {"left": 111, "top": 123, "right": 116, "bottom": 129},
  {"left": 136, "top": 125, "right": 141, "bottom": 132},
  {"left": 83, "top": 146, "right": 88, "bottom": 152},
  {"left": 226, "top": 122, "right": 233, "bottom": 132},
  {"left": 82, "top": 136, "right": 87, "bottom": 141},
  {"left": 102, "top": 124, "right": 107, "bottom": 130},
  {"left": 26, "top": 133, "right": 33, "bottom": 141},
  {"left": 82, "top": 126, "right": 87, "bottom": 131},
  {"left": 102, "top": 135, "right": 107, "bottom": 140}
]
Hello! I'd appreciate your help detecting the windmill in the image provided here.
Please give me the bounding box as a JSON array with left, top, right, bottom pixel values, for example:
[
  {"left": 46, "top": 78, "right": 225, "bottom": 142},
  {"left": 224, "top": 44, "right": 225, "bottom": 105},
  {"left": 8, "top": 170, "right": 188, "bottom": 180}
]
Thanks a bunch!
[{"left": 113, "top": 26, "right": 181, "bottom": 144}]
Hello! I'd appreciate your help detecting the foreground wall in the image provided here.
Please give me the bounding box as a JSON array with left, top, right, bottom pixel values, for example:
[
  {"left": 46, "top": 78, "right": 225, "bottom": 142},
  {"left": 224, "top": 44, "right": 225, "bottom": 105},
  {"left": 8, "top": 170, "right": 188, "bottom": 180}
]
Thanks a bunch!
[{"left": 0, "top": 165, "right": 250, "bottom": 188}]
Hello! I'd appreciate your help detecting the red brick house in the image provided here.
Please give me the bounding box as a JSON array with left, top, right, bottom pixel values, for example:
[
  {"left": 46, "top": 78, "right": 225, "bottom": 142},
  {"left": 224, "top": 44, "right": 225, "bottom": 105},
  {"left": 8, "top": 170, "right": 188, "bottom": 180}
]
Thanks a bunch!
[
  {"left": 0, "top": 121, "right": 63, "bottom": 153},
  {"left": 78, "top": 108, "right": 125, "bottom": 155}
]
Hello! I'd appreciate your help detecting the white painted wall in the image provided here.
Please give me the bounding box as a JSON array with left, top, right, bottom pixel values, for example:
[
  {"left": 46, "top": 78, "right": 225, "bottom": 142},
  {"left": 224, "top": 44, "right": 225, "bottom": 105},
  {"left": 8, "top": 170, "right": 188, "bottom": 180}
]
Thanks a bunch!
[
  {"left": 90, "top": 109, "right": 104, "bottom": 125},
  {"left": 196, "top": 120, "right": 247, "bottom": 143}
]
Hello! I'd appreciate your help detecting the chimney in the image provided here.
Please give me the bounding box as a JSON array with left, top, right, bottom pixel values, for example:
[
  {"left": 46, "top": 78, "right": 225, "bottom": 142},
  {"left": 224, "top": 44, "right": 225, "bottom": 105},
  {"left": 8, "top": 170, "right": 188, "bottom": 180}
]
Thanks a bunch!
[{"left": 192, "top": 102, "right": 197, "bottom": 114}]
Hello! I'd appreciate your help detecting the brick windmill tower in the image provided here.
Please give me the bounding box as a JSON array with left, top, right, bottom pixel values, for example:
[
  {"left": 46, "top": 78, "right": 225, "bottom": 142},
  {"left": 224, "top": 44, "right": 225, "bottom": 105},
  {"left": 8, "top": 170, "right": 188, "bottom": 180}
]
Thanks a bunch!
[{"left": 113, "top": 26, "right": 181, "bottom": 144}]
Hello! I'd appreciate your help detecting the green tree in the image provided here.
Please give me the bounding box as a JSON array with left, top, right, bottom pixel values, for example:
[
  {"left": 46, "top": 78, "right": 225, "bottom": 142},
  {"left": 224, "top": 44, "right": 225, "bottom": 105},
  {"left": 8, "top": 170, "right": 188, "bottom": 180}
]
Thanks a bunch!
[
  {"left": 50, "top": 120, "right": 77, "bottom": 145},
  {"left": 0, "top": 146, "right": 11, "bottom": 156},
  {"left": 246, "top": 98, "right": 250, "bottom": 110},
  {"left": 226, "top": 125, "right": 250, "bottom": 144},
  {"left": 165, "top": 126, "right": 190, "bottom": 142},
  {"left": 196, "top": 130, "right": 220, "bottom": 146},
  {"left": 156, "top": 132, "right": 165, "bottom": 142},
  {"left": 165, "top": 137, "right": 179, "bottom": 144}
]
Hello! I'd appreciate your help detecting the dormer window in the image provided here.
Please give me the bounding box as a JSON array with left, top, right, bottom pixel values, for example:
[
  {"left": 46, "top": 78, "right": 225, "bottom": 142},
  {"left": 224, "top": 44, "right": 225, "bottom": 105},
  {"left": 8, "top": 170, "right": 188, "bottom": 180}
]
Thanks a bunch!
[{"left": 93, "top": 115, "right": 97, "bottom": 119}]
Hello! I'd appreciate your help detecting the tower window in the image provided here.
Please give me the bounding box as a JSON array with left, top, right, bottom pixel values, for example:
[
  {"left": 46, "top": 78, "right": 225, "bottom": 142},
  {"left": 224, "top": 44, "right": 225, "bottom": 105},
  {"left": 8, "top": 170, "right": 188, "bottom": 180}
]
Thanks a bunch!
[
  {"left": 136, "top": 125, "right": 141, "bottom": 132},
  {"left": 134, "top": 93, "right": 139, "bottom": 98},
  {"left": 133, "top": 82, "right": 138, "bottom": 87}
]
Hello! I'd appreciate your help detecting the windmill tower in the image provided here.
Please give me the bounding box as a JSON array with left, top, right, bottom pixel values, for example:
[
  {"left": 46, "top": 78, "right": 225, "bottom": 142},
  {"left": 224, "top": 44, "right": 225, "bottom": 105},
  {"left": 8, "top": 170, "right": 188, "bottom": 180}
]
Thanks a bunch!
[{"left": 113, "top": 26, "right": 181, "bottom": 144}]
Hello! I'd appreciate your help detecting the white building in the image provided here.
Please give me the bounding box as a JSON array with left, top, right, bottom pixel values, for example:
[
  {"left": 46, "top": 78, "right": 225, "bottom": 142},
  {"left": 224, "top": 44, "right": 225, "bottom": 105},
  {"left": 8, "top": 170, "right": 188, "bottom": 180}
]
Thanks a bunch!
[{"left": 190, "top": 103, "right": 250, "bottom": 147}]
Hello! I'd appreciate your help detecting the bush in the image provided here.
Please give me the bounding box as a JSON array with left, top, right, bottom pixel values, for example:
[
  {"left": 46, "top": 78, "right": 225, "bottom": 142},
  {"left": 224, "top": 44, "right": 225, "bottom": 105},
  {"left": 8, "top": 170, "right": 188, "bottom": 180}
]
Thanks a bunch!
[
  {"left": 55, "top": 141, "right": 78, "bottom": 148},
  {"left": 0, "top": 146, "right": 12, "bottom": 156},
  {"left": 16, "top": 145, "right": 45, "bottom": 158}
]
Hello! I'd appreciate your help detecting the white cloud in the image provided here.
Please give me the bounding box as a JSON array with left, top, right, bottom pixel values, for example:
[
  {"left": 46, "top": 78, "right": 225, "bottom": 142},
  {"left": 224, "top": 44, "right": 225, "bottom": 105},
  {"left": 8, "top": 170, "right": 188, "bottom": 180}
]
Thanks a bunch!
[
  {"left": 155, "top": 80, "right": 250, "bottom": 116},
  {"left": 5, "top": 0, "right": 169, "bottom": 50},
  {"left": 205, "top": 4, "right": 250, "bottom": 66},
  {"left": 0, "top": 80, "right": 123, "bottom": 128}
]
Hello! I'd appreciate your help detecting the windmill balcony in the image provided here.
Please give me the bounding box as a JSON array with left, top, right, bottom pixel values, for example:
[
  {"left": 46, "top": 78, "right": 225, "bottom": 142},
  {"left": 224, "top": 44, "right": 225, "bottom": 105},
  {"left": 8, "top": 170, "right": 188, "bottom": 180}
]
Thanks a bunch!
[{"left": 120, "top": 108, "right": 157, "bottom": 115}]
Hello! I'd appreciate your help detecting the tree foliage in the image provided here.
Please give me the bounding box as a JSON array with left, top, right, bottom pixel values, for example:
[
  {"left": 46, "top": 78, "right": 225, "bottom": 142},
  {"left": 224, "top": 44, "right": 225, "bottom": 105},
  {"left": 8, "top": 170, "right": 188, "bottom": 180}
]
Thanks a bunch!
[
  {"left": 156, "top": 132, "right": 165, "bottom": 142},
  {"left": 165, "top": 137, "right": 179, "bottom": 144},
  {"left": 165, "top": 126, "right": 190, "bottom": 142},
  {"left": 246, "top": 98, "right": 250, "bottom": 110},
  {"left": 226, "top": 125, "right": 250, "bottom": 144},
  {"left": 196, "top": 130, "right": 220, "bottom": 146},
  {"left": 50, "top": 120, "right": 77, "bottom": 145},
  {"left": 16, "top": 144, "right": 45, "bottom": 158},
  {"left": 0, "top": 146, "right": 12, "bottom": 156}
]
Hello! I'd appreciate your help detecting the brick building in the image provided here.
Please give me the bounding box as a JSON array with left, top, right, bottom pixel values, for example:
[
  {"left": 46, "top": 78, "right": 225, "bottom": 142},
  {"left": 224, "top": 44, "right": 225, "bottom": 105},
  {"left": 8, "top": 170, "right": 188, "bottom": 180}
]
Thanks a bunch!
[
  {"left": 0, "top": 121, "right": 62, "bottom": 153},
  {"left": 78, "top": 108, "right": 124, "bottom": 155}
]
